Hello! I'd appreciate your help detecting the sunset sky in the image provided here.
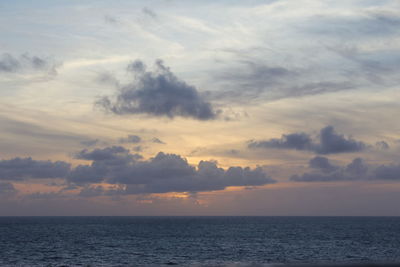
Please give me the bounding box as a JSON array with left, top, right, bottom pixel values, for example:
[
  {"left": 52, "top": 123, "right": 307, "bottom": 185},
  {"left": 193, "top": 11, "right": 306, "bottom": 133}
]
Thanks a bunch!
[{"left": 1, "top": 0, "right": 400, "bottom": 215}]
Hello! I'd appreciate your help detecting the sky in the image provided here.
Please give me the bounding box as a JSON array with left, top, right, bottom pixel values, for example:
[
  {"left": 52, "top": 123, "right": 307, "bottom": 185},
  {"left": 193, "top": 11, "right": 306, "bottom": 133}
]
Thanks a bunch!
[{"left": 0, "top": 0, "right": 400, "bottom": 216}]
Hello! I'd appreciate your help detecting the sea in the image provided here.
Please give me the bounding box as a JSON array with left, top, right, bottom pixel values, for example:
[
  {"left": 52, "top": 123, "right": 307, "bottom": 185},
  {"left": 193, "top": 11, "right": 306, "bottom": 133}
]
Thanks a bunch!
[{"left": 0, "top": 216, "right": 400, "bottom": 267}]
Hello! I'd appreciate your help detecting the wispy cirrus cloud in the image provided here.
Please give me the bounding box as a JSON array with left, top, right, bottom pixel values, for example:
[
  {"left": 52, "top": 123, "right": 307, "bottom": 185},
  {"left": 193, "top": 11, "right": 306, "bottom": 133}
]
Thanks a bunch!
[{"left": 0, "top": 53, "right": 59, "bottom": 75}]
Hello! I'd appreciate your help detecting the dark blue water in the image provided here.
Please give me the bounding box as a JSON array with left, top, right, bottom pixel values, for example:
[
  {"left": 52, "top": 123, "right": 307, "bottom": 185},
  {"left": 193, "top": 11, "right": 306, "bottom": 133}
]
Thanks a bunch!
[{"left": 0, "top": 217, "right": 400, "bottom": 266}]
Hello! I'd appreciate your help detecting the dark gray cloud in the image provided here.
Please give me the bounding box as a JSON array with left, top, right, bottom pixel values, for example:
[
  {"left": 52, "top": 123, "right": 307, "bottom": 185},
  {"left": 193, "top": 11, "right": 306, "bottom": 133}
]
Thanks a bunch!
[
  {"left": 132, "top": 146, "right": 142, "bottom": 152},
  {"left": 127, "top": 60, "right": 146, "bottom": 73},
  {"left": 309, "top": 156, "right": 338, "bottom": 173},
  {"left": 0, "top": 182, "right": 17, "bottom": 195},
  {"left": 374, "top": 164, "right": 400, "bottom": 180},
  {"left": 0, "top": 53, "right": 20, "bottom": 72},
  {"left": 249, "top": 132, "right": 313, "bottom": 151},
  {"left": 0, "top": 157, "right": 70, "bottom": 181},
  {"left": 316, "top": 126, "right": 366, "bottom": 154},
  {"left": 291, "top": 171, "right": 348, "bottom": 182},
  {"left": 376, "top": 141, "right": 390, "bottom": 150},
  {"left": 97, "top": 60, "right": 217, "bottom": 120},
  {"left": 151, "top": 137, "right": 165, "bottom": 144},
  {"left": 68, "top": 147, "right": 275, "bottom": 193},
  {"left": 119, "top": 135, "right": 141, "bottom": 144},
  {"left": 70, "top": 146, "right": 142, "bottom": 184},
  {"left": 291, "top": 157, "right": 369, "bottom": 182},
  {"left": 95, "top": 72, "right": 120, "bottom": 87},
  {"left": 345, "top": 158, "right": 369, "bottom": 177},
  {"left": 0, "top": 53, "right": 59, "bottom": 74},
  {"left": 75, "top": 146, "right": 140, "bottom": 162},
  {"left": 122, "top": 154, "right": 275, "bottom": 194},
  {"left": 249, "top": 126, "right": 366, "bottom": 155},
  {"left": 292, "top": 156, "right": 400, "bottom": 182}
]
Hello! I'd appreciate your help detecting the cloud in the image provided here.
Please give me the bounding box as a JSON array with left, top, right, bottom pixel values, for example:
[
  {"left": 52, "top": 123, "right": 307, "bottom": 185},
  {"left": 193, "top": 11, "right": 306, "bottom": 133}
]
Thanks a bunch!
[
  {"left": 0, "top": 182, "right": 17, "bottom": 195},
  {"left": 309, "top": 156, "right": 339, "bottom": 173},
  {"left": 291, "top": 157, "right": 369, "bottom": 182},
  {"left": 95, "top": 72, "right": 120, "bottom": 87},
  {"left": 75, "top": 146, "right": 140, "bottom": 162},
  {"left": 104, "top": 15, "right": 119, "bottom": 25},
  {"left": 217, "top": 61, "right": 293, "bottom": 89},
  {"left": 212, "top": 61, "right": 296, "bottom": 102},
  {"left": 122, "top": 154, "right": 276, "bottom": 194},
  {"left": 306, "top": 9, "right": 400, "bottom": 39},
  {"left": 0, "top": 53, "right": 20, "bottom": 72},
  {"left": 328, "top": 45, "right": 400, "bottom": 85},
  {"left": 292, "top": 156, "right": 400, "bottom": 182},
  {"left": 206, "top": 7, "right": 400, "bottom": 105},
  {"left": 151, "top": 137, "right": 165, "bottom": 144},
  {"left": 142, "top": 7, "right": 157, "bottom": 19},
  {"left": 0, "top": 157, "right": 70, "bottom": 181},
  {"left": 119, "top": 135, "right": 141, "bottom": 144},
  {"left": 132, "top": 146, "right": 142, "bottom": 152},
  {"left": 80, "top": 139, "right": 99, "bottom": 147},
  {"left": 280, "top": 81, "right": 355, "bottom": 98},
  {"left": 376, "top": 140, "right": 390, "bottom": 150},
  {"left": 97, "top": 60, "right": 217, "bottom": 120},
  {"left": 211, "top": 54, "right": 356, "bottom": 104},
  {"left": 249, "top": 126, "right": 366, "bottom": 155},
  {"left": 316, "top": 126, "right": 366, "bottom": 154},
  {"left": 68, "top": 147, "right": 276, "bottom": 193},
  {"left": 0, "top": 116, "right": 89, "bottom": 145},
  {"left": 374, "top": 164, "right": 400, "bottom": 180},
  {"left": 70, "top": 146, "right": 142, "bottom": 184},
  {"left": 0, "top": 53, "right": 59, "bottom": 75},
  {"left": 249, "top": 132, "right": 313, "bottom": 151}
]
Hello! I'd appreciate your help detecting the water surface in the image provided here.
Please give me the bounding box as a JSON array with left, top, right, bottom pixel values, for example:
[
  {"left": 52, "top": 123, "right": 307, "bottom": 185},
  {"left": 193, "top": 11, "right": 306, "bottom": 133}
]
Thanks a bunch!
[{"left": 0, "top": 216, "right": 399, "bottom": 266}]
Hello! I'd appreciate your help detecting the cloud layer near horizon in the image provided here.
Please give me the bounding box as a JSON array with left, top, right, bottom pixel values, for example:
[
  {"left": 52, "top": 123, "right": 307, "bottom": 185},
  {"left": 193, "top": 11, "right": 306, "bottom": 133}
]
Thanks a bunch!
[
  {"left": 291, "top": 156, "right": 400, "bottom": 182},
  {"left": 0, "top": 146, "right": 276, "bottom": 196},
  {"left": 248, "top": 126, "right": 366, "bottom": 154}
]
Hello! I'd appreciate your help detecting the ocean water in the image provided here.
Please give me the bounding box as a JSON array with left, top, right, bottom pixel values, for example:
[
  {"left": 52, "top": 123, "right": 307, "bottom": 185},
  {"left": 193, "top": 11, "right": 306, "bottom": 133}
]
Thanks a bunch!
[{"left": 0, "top": 217, "right": 400, "bottom": 266}]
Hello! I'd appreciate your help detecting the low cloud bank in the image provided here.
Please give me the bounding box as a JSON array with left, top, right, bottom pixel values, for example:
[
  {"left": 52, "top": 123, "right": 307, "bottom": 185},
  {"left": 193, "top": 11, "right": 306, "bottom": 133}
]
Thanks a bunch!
[
  {"left": 249, "top": 126, "right": 366, "bottom": 155},
  {"left": 0, "top": 147, "right": 275, "bottom": 195},
  {"left": 291, "top": 156, "right": 400, "bottom": 182}
]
